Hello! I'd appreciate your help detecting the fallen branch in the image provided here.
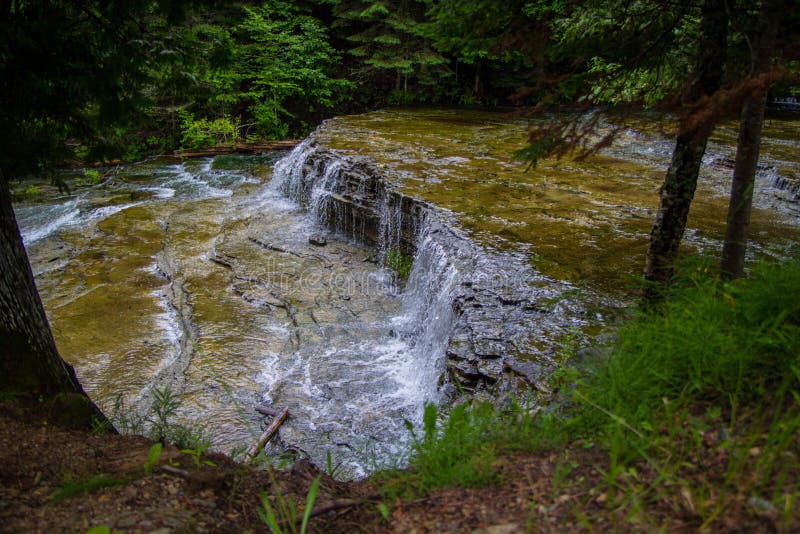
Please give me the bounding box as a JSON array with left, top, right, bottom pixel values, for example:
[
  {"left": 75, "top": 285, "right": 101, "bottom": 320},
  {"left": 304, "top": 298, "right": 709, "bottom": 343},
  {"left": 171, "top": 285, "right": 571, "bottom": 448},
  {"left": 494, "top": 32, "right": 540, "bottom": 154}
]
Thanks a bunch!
[
  {"left": 160, "top": 464, "right": 227, "bottom": 487},
  {"left": 255, "top": 405, "right": 281, "bottom": 417},
  {"left": 306, "top": 492, "right": 382, "bottom": 521},
  {"left": 174, "top": 140, "right": 299, "bottom": 158},
  {"left": 160, "top": 464, "right": 192, "bottom": 479},
  {"left": 248, "top": 407, "right": 290, "bottom": 458}
]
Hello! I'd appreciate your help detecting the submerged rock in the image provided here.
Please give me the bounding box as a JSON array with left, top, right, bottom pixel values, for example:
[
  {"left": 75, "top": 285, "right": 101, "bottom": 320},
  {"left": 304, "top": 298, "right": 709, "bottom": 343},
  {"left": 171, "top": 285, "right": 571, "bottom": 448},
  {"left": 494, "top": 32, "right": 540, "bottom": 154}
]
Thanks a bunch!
[{"left": 308, "top": 234, "right": 327, "bottom": 246}]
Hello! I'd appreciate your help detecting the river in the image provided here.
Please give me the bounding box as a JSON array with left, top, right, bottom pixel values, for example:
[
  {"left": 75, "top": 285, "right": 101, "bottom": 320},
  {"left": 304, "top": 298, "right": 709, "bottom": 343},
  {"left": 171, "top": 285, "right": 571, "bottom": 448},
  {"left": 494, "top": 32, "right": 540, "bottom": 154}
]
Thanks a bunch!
[{"left": 14, "top": 109, "right": 800, "bottom": 478}]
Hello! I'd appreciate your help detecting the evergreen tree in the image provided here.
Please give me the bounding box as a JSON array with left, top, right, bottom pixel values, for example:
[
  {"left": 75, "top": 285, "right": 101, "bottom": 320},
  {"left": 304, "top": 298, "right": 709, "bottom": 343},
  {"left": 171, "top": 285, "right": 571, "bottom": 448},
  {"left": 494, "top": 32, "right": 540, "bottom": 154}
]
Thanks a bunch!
[
  {"left": 164, "top": 1, "right": 351, "bottom": 141},
  {"left": 515, "top": 0, "right": 797, "bottom": 296},
  {"left": 720, "top": 0, "right": 790, "bottom": 279},
  {"left": 332, "top": 0, "right": 447, "bottom": 101},
  {"left": 421, "top": 0, "right": 543, "bottom": 102}
]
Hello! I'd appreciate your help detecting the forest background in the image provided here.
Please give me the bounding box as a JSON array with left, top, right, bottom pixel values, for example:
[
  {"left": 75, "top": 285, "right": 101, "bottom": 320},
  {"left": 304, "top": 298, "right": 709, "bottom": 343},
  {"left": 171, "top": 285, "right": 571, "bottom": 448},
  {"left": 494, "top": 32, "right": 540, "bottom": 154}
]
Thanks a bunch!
[{"left": 4, "top": 0, "right": 795, "bottom": 166}]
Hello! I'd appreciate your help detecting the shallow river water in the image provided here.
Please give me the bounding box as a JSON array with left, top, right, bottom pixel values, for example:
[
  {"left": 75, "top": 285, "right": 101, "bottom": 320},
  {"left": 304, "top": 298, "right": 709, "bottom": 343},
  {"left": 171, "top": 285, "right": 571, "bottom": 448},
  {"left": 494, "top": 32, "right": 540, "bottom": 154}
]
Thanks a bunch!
[{"left": 14, "top": 109, "right": 800, "bottom": 478}]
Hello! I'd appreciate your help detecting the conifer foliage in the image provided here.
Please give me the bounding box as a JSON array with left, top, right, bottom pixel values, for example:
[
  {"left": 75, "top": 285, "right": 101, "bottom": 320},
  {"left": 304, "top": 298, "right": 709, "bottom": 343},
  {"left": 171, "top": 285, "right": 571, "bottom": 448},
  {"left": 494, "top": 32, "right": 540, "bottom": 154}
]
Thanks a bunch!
[{"left": 331, "top": 0, "right": 447, "bottom": 101}]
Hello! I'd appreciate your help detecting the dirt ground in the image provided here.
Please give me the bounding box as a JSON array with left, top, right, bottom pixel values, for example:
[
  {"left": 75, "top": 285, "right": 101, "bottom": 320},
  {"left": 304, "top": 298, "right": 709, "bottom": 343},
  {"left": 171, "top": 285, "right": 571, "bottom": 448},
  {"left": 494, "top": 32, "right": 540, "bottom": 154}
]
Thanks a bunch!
[{"left": 0, "top": 399, "right": 789, "bottom": 533}]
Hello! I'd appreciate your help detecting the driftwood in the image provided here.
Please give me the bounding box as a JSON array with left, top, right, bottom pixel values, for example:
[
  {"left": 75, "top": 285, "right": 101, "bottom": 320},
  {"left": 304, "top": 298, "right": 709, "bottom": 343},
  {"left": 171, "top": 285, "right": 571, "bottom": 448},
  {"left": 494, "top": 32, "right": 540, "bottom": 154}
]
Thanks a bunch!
[
  {"left": 174, "top": 140, "right": 299, "bottom": 158},
  {"left": 255, "top": 405, "right": 281, "bottom": 417},
  {"left": 248, "top": 407, "right": 290, "bottom": 457}
]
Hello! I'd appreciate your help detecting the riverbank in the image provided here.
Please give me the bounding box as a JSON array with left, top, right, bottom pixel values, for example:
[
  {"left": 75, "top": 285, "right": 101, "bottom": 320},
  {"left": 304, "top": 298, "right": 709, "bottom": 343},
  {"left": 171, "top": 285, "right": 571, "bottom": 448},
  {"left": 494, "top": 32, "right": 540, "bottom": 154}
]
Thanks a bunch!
[
  {"left": 9, "top": 110, "right": 800, "bottom": 531},
  {"left": 0, "top": 397, "right": 360, "bottom": 532},
  {"left": 0, "top": 391, "right": 792, "bottom": 533}
]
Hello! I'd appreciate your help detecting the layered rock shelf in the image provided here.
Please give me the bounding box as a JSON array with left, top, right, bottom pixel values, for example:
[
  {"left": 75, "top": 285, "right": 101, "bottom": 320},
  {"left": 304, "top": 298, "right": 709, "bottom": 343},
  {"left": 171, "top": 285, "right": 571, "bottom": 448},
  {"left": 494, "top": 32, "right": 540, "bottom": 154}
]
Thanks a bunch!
[{"left": 273, "top": 140, "right": 587, "bottom": 402}]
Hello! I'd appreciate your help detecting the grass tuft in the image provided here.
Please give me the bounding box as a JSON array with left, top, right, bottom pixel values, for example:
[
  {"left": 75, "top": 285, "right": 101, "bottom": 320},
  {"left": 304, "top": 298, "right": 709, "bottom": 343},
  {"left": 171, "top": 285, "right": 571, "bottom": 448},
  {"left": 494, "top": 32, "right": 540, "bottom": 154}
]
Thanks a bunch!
[
  {"left": 383, "top": 399, "right": 562, "bottom": 497},
  {"left": 52, "top": 474, "right": 127, "bottom": 504},
  {"left": 571, "top": 257, "right": 800, "bottom": 448}
]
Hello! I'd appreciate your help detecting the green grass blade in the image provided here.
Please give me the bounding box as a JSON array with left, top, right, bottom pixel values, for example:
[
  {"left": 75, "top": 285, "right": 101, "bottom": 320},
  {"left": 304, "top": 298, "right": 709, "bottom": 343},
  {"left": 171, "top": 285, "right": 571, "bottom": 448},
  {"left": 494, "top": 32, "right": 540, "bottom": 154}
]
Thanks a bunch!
[{"left": 300, "top": 476, "right": 321, "bottom": 534}]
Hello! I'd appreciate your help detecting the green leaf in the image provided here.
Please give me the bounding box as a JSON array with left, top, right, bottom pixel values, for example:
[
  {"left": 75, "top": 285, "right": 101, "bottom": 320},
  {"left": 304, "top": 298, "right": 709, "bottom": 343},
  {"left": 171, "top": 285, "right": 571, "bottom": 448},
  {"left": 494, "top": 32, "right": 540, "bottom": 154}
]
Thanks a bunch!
[{"left": 258, "top": 491, "right": 283, "bottom": 534}]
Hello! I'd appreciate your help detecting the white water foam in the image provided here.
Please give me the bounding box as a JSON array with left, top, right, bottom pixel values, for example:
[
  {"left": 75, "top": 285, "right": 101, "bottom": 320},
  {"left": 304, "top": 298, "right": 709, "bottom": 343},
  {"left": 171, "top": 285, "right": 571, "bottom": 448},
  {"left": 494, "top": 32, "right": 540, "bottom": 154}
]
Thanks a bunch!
[
  {"left": 162, "top": 162, "right": 234, "bottom": 199},
  {"left": 267, "top": 144, "right": 461, "bottom": 474},
  {"left": 16, "top": 198, "right": 81, "bottom": 244},
  {"left": 18, "top": 198, "right": 144, "bottom": 245}
]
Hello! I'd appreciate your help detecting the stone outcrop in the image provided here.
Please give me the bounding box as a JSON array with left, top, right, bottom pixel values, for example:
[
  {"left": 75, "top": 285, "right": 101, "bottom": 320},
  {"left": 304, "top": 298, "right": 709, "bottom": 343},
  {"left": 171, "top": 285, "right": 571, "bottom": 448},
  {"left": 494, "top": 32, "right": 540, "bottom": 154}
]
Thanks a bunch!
[{"left": 277, "top": 141, "right": 588, "bottom": 402}]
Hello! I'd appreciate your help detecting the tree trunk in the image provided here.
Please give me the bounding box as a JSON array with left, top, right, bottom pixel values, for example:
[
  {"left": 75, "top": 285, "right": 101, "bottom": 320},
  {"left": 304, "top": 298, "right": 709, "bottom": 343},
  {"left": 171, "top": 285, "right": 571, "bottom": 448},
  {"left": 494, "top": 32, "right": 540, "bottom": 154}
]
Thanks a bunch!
[
  {"left": 719, "top": 96, "right": 767, "bottom": 279},
  {"left": 720, "top": 0, "right": 782, "bottom": 280},
  {"left": 643, "top": 0, "right": 728, "bottom": 299},
  {"left": 0, "top": 178, "right": 107, "bottom": 427},
  {"left": 644, "top": 130, "right": 711, "bottom": 291}
]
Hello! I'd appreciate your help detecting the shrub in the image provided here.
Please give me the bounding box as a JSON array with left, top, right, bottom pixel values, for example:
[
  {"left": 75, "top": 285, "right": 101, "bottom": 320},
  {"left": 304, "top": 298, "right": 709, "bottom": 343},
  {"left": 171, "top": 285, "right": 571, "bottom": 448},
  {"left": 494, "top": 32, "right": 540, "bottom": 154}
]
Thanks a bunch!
[
  {"left": 178, "top": 110, "right": 240, "bottom": 149},
  {"left": 563, "top": 257, "right": 800, "bottom": 462}
]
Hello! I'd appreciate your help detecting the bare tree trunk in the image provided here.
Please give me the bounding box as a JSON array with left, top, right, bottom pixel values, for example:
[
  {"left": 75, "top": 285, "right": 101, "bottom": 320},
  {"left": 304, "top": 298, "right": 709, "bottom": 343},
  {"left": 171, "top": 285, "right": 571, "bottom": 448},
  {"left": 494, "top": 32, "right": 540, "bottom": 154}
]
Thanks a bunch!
[
  {"left": 643, "top": 0, "right": 728, "bottom": 299},
  {"left": 720, "top": 96, "right": 767, "bottom": 279},
  {"left": 644, "top": 130, "right": 711, "bottom": 291},
  {"left": 0, "top": 178, "right": 107, "bottom": 427},
  {"left": 720, "top": 0, "right": 782, "bottom": 280}
]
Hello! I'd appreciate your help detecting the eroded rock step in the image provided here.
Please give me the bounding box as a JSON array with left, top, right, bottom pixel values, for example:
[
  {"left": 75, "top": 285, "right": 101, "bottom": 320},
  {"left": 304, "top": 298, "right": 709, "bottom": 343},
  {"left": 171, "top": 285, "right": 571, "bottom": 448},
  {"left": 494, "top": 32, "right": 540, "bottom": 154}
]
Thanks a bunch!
[{"left": 272, "top": 140, "right": 596, "bottom": 402}]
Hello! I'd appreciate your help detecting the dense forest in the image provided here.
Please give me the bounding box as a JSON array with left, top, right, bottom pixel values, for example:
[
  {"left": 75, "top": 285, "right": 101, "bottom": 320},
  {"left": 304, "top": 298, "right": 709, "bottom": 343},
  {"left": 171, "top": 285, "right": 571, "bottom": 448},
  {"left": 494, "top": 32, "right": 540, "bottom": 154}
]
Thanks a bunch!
[{"left": 3, "top": 0, "right": 797, "bottom": 164}]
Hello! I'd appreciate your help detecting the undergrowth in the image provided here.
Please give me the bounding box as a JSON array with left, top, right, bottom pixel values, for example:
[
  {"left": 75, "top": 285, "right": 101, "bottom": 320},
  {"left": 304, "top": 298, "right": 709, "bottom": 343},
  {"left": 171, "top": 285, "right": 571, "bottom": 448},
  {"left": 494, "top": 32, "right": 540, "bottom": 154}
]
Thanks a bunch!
[
  {"left": 573, "top": 257, "right": 800, "bottom": 442},
  {"left": 384, "top": 248, "right": 413, "bottom": 279},
  {"left": 562, "top": 257, "right": 800, "bottom": 528},
  {"left": 387, "top": 257, "right": 800, "bottom": 529},
  {"left": 106, "top": 385, "right": 211, "bottom": 451},
  {"left": 381, "top": 399, "right": 550, "bottom": 498},
  {"left": 259, "top": 469, "right": 321, "bottom": 534}
]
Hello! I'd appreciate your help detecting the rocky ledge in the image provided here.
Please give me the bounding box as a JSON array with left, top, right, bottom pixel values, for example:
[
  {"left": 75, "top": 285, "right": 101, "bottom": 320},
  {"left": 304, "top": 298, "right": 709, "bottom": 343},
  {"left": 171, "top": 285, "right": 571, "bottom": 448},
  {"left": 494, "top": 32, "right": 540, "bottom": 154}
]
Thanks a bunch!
[{"left": 280, "top": 141, "right": 590, "bottom": 402}]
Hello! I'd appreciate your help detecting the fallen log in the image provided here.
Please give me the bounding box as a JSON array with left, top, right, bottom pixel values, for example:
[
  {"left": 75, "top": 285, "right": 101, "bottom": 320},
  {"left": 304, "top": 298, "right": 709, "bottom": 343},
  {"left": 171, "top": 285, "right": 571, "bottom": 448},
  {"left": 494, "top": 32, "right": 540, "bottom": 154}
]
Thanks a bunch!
[
  {"left": 248, "top": 407, "right": 290, "bottom": 458},
  {"left": 174, "top": 140, "right": 299, "bottom": 158}
]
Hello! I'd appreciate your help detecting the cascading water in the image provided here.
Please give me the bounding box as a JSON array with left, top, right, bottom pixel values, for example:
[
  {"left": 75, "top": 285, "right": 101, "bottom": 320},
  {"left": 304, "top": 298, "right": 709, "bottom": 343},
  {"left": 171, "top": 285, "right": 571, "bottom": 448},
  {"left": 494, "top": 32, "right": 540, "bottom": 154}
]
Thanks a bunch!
[
  {"left": 267, "top": 135, "right": 596, "bottom": 406},
  {"left": 17, "top": 151, "right": 461, "bottom": 479},
  {"left": 262, "top": 142, "right": 464, "bottom": 475},
  {"left": 394, "top": 219, "right": 459, "bottom": 397}
]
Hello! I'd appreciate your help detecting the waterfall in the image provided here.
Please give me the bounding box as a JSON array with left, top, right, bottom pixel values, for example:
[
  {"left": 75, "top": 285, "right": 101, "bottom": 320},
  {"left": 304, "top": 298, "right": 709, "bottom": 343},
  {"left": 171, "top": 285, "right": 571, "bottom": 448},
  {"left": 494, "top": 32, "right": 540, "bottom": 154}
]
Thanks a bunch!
[
  {"left": 396, "top": 218, "right": 459, "bottom": 402},
  {"left": 272, "top": 139, "right": 315, "bottom": 202},
  {"left": 378, "top": 191, "right": 404, "bottom": 258},
  {"left": 270, "top": 142, "right": 460, "bottom": 407},
  {"left": 267, "top": 136, "right": 591, "bottom": 475}
]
